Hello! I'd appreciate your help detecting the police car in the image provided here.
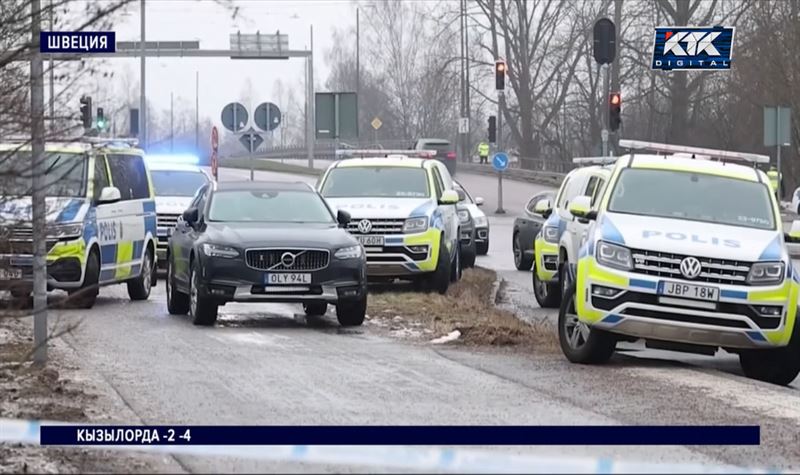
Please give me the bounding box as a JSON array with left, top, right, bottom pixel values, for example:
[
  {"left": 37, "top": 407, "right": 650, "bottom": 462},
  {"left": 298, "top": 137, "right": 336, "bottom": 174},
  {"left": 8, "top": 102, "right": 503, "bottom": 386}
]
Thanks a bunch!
[
  {"left": 0, "top": 139, "right": 158, "bottom": 308},
  {"left": 532, "top": 157, "right": 613, "bottom": 308},
  {"left": 319, "top": 150, "right": 462, "bottom": 294},
  {"left": 145, "top": 154, "right": 211, "bottom": 270},
  {"left": 561, "top": 140, "right": 800, "bottom": 386}
]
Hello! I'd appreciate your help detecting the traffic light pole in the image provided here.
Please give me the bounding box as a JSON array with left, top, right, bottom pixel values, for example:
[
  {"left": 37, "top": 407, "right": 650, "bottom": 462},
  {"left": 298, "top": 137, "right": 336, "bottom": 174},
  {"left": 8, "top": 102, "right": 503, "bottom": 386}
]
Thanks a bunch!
[
  {"left": 496, "top": 90, "right": 505, "bottom": 215},
  {"left": 601, "top": 63, "right": 609, "bottom": 157}
]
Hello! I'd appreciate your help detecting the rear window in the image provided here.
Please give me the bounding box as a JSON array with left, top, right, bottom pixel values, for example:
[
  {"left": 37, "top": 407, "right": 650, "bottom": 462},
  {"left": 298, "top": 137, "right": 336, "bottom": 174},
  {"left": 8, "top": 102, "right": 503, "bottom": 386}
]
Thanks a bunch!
[{"left": 422, "top": 142, "right": 452, "bottom": 153}]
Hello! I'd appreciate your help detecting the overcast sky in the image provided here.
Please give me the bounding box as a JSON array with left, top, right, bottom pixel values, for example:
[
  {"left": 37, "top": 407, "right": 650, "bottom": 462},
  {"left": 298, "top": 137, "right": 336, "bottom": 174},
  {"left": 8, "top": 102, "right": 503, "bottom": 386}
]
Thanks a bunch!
[{"left": 106, "top": 0, "right": 360, "bottom": 126}]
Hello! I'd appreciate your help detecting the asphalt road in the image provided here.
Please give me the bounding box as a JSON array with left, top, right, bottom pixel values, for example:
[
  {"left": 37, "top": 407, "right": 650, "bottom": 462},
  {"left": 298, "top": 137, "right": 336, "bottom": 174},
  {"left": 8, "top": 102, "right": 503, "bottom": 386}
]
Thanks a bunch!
[{"left": 35, "top": 166, "right": 800, "bottom": 472}]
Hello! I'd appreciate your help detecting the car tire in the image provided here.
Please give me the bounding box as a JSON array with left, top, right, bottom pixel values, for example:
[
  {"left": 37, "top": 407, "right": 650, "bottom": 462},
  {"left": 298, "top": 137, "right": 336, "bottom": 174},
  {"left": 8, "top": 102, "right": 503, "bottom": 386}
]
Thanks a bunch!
[
  {"left": 336, "top": 296, "right": 366, "bottom": 327},
  {"left": 558, "top": 280, "right": 616, "bottom": 364},
  {"left": 513, "top": 233, "right": 533, "bottom": 270},
  {"left": 127, "top": 247, "right": 154, "bottom": 301},
  {"left": 476, "top": 238, "right": 489, "bottom": 256},
  {"left": 68, "top": 249, "right": 100, "bottom": 309},
  {"left": 450, "top": 240, "right": 462, "bottom": 283},
  {"left": 189, "top": 259, "right": 218, "bottom": 326},
  {"left": 462, "top": 234, "right": 477, "bottom": 269},
  {"left": 303, "top": 302, "right": 327, "bottom": 316},
  {"left": 166, "top": 254, "right": 190, "bottom": 315},
  {"left": 425, "top": 237, "right": 451, "bottom": 295},
  {"left": 739, "top": 323, "right": 800, "bottom": 385},
  {"left": 532, "top": 261, "right": 561, "bottom": 308},
  {"left": 10, "top": 287, "right": 30, "bottom": 299}
]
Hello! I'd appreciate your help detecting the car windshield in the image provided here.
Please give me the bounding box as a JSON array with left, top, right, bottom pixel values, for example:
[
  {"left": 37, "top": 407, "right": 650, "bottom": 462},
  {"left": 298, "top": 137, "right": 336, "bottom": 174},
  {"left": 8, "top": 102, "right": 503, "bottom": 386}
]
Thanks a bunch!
[
  {"left": 208, "top": 189, "right": 334, "bottom": 223},
  {"left": 0, "top": 151, "right": 87, "bottom": 197},
  {"left": 608, "top": 168, "right": 776, "bottom": 230},
  {"left": 151, "top": 170, "right": 208, "bottom": 197},
  {"left": 320, "top": 167, "right": 430, "bottom": 198}
]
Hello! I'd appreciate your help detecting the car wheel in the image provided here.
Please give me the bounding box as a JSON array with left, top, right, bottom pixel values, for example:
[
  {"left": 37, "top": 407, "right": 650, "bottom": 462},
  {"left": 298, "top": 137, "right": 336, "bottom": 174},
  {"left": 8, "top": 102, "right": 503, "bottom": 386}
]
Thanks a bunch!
[
  {"left": 166, "top": 254, "right": 190, "bottom": 315},
  {"left": 476, "top": 238, "right": 489, "bottom": 256},
  {"left": 68, "top": 249, "right": 100, "bottom": 309},
  {"left": 532, "top": 261, "right": 561, "bottom": 308},
  {"left": 513, "top": 233, "right": 533, "bottom": 270},
  {"left": 10, "top": 287, "right": 30, "bottom": 299},
  {"left": 127, "top": 247, "right": 154, "bottom": 301},
  {"left": 450, "top": 240, "right": 462, "bottom": 283},
  {"left": 739, "top": 323, "right": 800, "bottom": 385},
  {"left": 558, "top": 281, "right": 616, "bottom": 364},
  {"left": 462, "top": 235, "right": 477, "bottom": 269},
  {"left": 303, "top": 302, "right": 327, "bottom": 316},
  {"left": 336, "top": 295, "right": 366, "bottom": 327},
  {"left": 425, "top": 237, "right": 451, "bottom": 295},
  {"left": 189, "top": 259, "right": 218, "bottom": 326}
]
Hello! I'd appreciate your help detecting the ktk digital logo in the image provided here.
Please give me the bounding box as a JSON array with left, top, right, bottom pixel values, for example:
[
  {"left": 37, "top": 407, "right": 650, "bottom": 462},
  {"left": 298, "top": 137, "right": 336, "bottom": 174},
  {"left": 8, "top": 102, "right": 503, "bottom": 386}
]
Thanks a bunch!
[{"left": 651, "top": 26, "right": 734, "bottom": 71}]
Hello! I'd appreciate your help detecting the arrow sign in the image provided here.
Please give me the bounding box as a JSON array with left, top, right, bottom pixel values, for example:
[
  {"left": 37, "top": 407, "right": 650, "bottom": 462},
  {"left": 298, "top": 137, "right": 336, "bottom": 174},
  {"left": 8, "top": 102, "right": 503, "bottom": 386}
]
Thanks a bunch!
[
  {"left": 221, "top": 102, "right": 248, "bottom": 132},
  {"left": 239, "top": 128, "right": 263, "bottom": 152},
  {"left": 492, "top": 152, "right": 509, "bottom": 172},
  {"left": 254, "top": 102, "right": 282, "bottom": 131}
]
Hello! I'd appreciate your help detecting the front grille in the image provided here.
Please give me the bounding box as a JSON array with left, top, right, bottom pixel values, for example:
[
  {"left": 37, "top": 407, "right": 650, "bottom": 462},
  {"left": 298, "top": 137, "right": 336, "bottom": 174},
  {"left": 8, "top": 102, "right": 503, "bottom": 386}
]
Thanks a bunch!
[
  {"left": 157, "top": 213, "right": 181, "bottom": 229},
  {"left": 1, "top": 225, "right": 33, "bottom": 240},
  {"left": 0, "top": 240, "right": 56, "bottom": 255},
  {"left": 245, "top": 249, "right": 329, "bottom": 271},
  {"left": 346, "top": 218, "right": 405, "bottom": 235},
  {"left": 630, "top": 248, "right": 752, "bottom": 286}
]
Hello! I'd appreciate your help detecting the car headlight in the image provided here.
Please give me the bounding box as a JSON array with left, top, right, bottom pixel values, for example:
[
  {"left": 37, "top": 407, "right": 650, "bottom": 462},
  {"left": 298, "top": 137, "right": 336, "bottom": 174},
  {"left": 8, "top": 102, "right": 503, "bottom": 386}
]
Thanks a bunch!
[
  {"left": 46, "top": 223, "right": 83, "bottom": 239},
  {"left": 748, "top": 261, "right": 785, "bottom": 285},
  {"left": 403, "top": 217, "right": 428, "bottom": 233},
  {"left": 543, "top": 226, "right": 559, "bottom": 243},
  {"left": 474, "top": 216, "right": 488, "bottom": 227},
  {"left": 457, "top": 210, "right": 470, "bottom": 224},
  {"left": 335, "top": 245, "right": 363, "bottom": 259},
  {"left": 201, "top": 243, "right": 239, "bottom": 258},
  {"left": 596, "top": 241, "right": 632, "bottom": 271}
]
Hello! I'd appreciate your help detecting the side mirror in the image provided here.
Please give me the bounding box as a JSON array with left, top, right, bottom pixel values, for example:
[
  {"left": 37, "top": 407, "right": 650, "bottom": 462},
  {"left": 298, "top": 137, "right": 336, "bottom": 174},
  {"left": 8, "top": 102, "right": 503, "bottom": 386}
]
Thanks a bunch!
[
  {"left": 786, "top": 220, "right": 800, "bottom": 242},
  {"left": 336, "top": 209, "right": 351, "bottom": 228},
  {"left": 439, "top": 189, "right": 460, "bottom": 205},
  {"left": 97, "top": 186, "right": 121, "bottom": 204},
  {"left": 568, "top": 195, "right": 596, "bottom": 221},
  {"left": 182, "top": 207, "right": 199, "bottom": 225},
  {"left": 475, "top": 197, "right": 485, "bottom": 206},
  {"left": 532, "top": 198, "right": 553, "bottom": 218},
  {"left": 456, "top": 189, "right": 467, "bottom": 202}
]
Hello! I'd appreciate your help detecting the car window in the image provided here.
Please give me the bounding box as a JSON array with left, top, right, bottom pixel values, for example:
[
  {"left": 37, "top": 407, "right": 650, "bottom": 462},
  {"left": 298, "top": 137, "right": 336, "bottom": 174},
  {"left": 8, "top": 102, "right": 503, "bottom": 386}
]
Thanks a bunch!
[
  {"left": 0, "top": 151, "right": 87, "bottom": 197},
  {"left": 107, "top": 154, "right": 150, "bottom": 200},
  {"left": 584, "top": 176, "right": 599, "bottom": 197},
  {"left": 151, "top": 170, "right": 208, "bottom": 197},
  {"left": 557, "top": 174, "right": 585, "bottom": 209},
  {"left": 431, "top": 167, "right": 445, "bottom": 199},
  {"left": 526, "top": 192, "right": 553, "bottom": 214},
  {"left": 93, "top": 155, "right": 110, "bottom": 201},
  {"left": 591, "top": 178, "right": 606, "bottom": 208},
  {"left": 208, "top": 190, "right": 335, "bottom": 223},
  {"left": 320, "top": 167, "right": 430, "bottom": 198}
]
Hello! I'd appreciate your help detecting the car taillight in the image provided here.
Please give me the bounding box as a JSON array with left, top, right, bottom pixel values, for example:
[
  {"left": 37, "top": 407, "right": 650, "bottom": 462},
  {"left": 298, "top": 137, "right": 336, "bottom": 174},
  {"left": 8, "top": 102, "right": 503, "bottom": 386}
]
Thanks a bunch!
[{"left": 446, "top": 152, "right": 456, "bottom": 160}]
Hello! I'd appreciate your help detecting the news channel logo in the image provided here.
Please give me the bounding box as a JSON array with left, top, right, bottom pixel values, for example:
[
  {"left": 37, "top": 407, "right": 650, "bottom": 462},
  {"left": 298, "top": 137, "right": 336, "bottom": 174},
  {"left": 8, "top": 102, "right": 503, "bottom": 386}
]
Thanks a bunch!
[
  {"left": 40, "top": 31, "right": 115, "bottom": 53},
  {"left": 651, "top": 26, "right": 734, "bottom": 71}
]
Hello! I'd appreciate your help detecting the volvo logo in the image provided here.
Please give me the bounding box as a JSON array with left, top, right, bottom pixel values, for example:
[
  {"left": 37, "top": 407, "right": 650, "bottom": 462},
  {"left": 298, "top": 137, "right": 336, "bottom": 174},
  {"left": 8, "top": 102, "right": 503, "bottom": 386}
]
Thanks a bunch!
[
  {"left": 357, "top": 219, "right": 373, "bottom": 234},
  {"left": 679, "top": 256, "right": 702, "bottom": 279},
  {"left": 280, "top": 252, "right": 296, "bottom": 268}
]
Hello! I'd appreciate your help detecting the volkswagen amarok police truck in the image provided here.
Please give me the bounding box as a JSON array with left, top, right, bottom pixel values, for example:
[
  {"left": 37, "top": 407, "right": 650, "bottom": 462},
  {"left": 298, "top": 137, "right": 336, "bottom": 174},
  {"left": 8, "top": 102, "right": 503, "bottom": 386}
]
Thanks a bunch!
[
  {"left": 319, "top": 150, "right": 462, "bottom": 294},
  {"left": 0, "top": 139, "right": 158, "bottom": 308},
  {"left": 560, "top": 140, "right": 800, "bottom": 386}
]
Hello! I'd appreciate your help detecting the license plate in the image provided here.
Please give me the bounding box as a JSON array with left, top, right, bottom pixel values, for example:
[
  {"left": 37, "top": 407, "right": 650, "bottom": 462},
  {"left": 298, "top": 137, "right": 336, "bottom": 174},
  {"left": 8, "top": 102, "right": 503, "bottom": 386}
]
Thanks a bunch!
[
  {"left": 658, "top": 281, "right": 719, "bottom": 301},
  {"left": 357, "top": 235, "right": 384, "bottom": 246},
  {"left": 0, "top": 268, "right": 23, "bottom": 280},
  {"left": 265, "top": 273, "right": 311, "bottom": 285}
]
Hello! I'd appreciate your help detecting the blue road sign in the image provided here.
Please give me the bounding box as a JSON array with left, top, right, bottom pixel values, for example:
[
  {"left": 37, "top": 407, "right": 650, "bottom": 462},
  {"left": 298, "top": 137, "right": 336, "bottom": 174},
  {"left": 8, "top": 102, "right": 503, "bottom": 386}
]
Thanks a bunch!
[{"left": 492, "top": 152, "right": 509, "bottom": 172}]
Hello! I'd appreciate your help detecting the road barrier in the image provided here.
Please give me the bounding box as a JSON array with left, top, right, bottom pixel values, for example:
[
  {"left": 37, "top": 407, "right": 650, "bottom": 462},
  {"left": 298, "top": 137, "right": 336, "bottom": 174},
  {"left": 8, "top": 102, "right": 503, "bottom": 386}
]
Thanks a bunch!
[{"left": 0, "top": 418, "right": 781, "bottom": 474}]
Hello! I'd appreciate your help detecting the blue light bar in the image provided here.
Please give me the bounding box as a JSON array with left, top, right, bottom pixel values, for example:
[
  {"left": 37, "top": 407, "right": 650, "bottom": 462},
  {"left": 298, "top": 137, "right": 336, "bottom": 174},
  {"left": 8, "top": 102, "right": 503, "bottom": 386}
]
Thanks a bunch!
[{"left": 145, "top": 153, "right": 200, "bottom": 165}]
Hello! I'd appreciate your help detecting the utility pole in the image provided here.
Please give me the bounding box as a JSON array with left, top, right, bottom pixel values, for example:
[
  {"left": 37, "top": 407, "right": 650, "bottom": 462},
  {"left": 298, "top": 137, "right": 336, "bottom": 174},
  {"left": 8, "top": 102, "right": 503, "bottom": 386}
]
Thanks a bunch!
[
  {"left": 139, "top": 0, "right": 146, "bottom": 148},
  {"left": 48, "top": 0, "right": 54, "bottom": 132},
  {"left": 464, "top": 1, "right": 471, "bottom": 161},
  {"left": 459, "top": 0, "right": 466, "bottom": 163},
  {"left": 601, "top": 63, "right": 609, "bottom": 157},
  {"left": 195, "top": 71, "right": 199, "bottom": 153},
  {"left": 496, "top": 89, "right": 505, "bottom": 214},
  {"left": 170, "top": 91, "right": 174, "bottom": 152},
  {"left": 31, "top": 0, "right": 48, "bottom": 364},
  {"left": 306, "top": 25, "right": 314, "bottom": 169}
]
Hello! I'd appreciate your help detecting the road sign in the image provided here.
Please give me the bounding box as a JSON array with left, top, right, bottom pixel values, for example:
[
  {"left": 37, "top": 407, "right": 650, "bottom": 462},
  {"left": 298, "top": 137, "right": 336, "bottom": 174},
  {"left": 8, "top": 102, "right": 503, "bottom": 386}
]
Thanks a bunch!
[
  {"left": 239, "top": 128, "right": 263, "bottom": 151},
  {"left": 316, "top": 92, "right": 358, "bottom": 140},
  {"left": 492, "top": 152, "right": 509, "bottom": 172},
  {"left": 371, "top": 117, "right": 383, "bottom": 130},
  {"left": 458, "top": 117, "right": 469, "bottom": 134},
  {"left": 764, "top": 106, "right": 792, "bottom": 147},
  {"left": 211, "top": 126, "right": 219, "bottom": 151},
  {"left": 254, "top": 102, "right": 282, "bottom": 132},
  {"left": 221, "top": 102, "right": 248, "bottom": 132}
]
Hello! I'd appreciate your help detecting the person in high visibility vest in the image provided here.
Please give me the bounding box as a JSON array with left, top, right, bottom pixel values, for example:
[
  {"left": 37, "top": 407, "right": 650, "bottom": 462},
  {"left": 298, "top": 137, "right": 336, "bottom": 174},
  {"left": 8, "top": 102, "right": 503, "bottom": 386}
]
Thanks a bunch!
[
  {"left": 478, "top": 141, "right": 490, "bottom": 164},
  {"left": 767, "top": 166, "right": 781, "bottom": 198}
]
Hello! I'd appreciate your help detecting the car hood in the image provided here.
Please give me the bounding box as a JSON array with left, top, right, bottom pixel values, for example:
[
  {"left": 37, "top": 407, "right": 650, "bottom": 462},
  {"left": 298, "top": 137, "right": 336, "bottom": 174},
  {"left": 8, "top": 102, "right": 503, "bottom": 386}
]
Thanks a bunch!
[
  {"left": 323, "top": 197, "right": 436, "bottom": 219},
  {"left": 463, "top": 203, "right": 486, "bottom": 220},
  {"left": 0, "top": 196, "right": 88, "bottom": 225},
  {"left": 596, "top": 212, "right": 785, "bottom": 261},
  {"left": 155, "top": 196, "right": 194, "bottom": 215},
  {"left": 204, "top": 222, "right": 357, "bottom": 249}
]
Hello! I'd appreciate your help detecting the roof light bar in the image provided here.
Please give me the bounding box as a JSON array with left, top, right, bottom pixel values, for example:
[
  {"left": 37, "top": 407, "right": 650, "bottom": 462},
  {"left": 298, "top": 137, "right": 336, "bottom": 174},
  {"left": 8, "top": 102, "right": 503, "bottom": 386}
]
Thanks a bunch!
[
  {"left": 618, "top": 139, "right": 769, "bottom": 164},
  {"left": 145, "top": 153, "right": 200, "bottom": 165},
  {"left": 335, "top": 149, "right": 437, "bottom": 159},
  {"left": 572, "top": 156, "right": 618, "bottom": 166}
]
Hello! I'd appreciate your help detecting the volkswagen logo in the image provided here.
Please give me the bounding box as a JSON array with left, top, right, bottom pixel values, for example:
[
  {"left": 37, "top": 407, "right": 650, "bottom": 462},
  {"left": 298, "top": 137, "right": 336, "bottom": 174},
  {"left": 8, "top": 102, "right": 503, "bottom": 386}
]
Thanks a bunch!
[
  {"left": 280, "top": 252, "right": 296, "bottom": 268},
  {"left": 679, "top": 256, "right": 702, "bottom": 279},
  {"left": 357, "top": 219, "right": 373, "bottom": 234}
]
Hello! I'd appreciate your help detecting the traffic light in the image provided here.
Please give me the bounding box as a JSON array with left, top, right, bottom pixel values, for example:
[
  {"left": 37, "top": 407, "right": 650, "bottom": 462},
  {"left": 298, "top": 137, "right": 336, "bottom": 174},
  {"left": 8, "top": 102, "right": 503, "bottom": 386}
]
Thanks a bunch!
[
  {"left": 495, "top": 59, "right": 506, "bottom": 91},
  {"left": 79, "top": 95, "right": 92, "bottom": 129},
  {"left": 96, "top": 107, "right": 107, "bottom": 131},
  {"left": 609, "top": 92, "right": 621, "bottom": 132},
  {"left": 488, "top": 115, "right": 497, "bottom": 143}
]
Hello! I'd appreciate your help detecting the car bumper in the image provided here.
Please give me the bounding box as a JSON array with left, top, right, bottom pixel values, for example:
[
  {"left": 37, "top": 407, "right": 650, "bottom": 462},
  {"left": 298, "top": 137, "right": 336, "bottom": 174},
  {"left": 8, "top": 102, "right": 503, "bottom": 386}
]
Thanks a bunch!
[
  {"left": 575, "top": 256, "right": 799, "bottom": 350},
  {"left": 0, "top": 238, "right": 86, "bottom": 290},
  {"left": 196, "top": 254, "right": 367, "bottom": 304},
  {"left": 356, "top": 228, "right": 443, "bottom": 278},
  {"left": 534, "top": 237, "right": 559, "bottom": 282}
]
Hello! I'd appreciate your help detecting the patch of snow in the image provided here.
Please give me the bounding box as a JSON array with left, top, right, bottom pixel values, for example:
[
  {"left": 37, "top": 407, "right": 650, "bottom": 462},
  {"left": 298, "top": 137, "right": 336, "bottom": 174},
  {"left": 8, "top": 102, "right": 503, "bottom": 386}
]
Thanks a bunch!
[{"left": 430, "top": 330, "right": 461, "bottom": 344}]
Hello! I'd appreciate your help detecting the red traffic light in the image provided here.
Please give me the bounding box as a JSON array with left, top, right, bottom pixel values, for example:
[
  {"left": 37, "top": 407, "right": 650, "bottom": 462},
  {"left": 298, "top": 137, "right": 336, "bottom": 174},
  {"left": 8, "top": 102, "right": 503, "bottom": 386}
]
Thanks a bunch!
[
  {"left": 610, "top": 92, "right": 621, "bottom": 105},
  {"left": 495, "top": 61, "right": 506, "bottom": 72}
]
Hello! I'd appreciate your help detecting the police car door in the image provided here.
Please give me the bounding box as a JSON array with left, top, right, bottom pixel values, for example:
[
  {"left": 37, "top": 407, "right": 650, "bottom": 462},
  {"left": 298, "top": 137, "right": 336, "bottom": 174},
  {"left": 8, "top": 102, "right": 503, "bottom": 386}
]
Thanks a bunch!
[
  {"left": 558, "top": 172, "right": 590, "bottom": 261},
  {"left": 92, "top": 154, "right": 118, "bottom": 283},
  {"left": 566, "top": 174, "right": 604, "bottom": 259},
  {"left": 432, "top": 163, "right": 457, "bottom": 252},
  {"left": 106, "top": 153, "right": 150, "bottom": 281}
]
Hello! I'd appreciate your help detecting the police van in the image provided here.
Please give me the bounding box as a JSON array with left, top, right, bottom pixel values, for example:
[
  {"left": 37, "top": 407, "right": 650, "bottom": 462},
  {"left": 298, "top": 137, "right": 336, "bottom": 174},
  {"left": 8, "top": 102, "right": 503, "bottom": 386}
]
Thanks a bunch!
[
  {"left": 560, "top": 140, "right": 800, "bottom": 386},
  {"left": 318, "top": 149, "right": 462, "bottom": 294},
  {"left": 0, "top": 139, "right": 158, "bottom": 308}
]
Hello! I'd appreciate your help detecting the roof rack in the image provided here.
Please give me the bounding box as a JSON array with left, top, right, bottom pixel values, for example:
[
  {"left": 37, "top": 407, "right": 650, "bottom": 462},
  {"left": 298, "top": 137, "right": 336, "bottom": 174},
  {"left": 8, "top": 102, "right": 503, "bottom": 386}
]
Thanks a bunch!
[
  {"left": 618, "top": 139, "right": 769, "bottom": 164},
  {"left": 335, "top": 149, "right": 436, "bottom": 159},
  {"left": 572, "top": 156, "right": 618, "bottom": 166}
]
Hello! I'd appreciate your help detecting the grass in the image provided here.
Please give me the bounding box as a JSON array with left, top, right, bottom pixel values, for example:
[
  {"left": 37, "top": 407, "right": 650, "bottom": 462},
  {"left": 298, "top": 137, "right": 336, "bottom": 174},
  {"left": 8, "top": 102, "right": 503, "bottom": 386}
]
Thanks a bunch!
[
  {"left": 368, "top": 267, "right": 558, "bottom": 350},
  {"left": 219, "top": 157, "right": 323, "bottom": 176}
]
